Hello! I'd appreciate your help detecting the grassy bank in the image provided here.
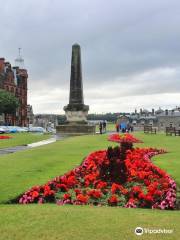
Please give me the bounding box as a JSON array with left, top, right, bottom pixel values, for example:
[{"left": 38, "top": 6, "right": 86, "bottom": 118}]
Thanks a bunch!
[
  {"left": 0, "top": 204, "right": 179, "bottom": 240},
  {"left": 0, "top": 132, "right": 179, "bottom": 240},
  {"left": 0, "top": 132, "right": 51, "bottom": 148}
]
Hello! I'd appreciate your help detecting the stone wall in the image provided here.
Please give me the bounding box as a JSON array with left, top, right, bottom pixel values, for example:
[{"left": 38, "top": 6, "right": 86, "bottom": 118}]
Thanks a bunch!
[{"left": 157, "top": 116, "right": 180, "bottom": 131}]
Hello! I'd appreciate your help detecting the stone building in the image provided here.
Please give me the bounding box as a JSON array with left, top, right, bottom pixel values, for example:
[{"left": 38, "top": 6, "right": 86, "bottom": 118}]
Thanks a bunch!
[
  {"left": 157, "top": 108, "right": 180, "bottom": 131},
  {"left": 117, "top": 107, "right": 180, "bottom": 131},
  {"left": 0, "top": 57, "right": 28, "bottom": 126},
  {"left": 33, "top": 114, "right": 58, "bottom": 129},
  {"left": 27, "top": 105, "right": 34, "bottom": 126},
  {"left": 117, "top": 109, "right": 158, "bottom": 130}
]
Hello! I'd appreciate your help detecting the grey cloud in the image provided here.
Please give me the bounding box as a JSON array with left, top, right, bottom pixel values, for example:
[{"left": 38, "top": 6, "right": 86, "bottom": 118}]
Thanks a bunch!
[{"left": 1, "top": 0, "right": 180, "bottom": 113}]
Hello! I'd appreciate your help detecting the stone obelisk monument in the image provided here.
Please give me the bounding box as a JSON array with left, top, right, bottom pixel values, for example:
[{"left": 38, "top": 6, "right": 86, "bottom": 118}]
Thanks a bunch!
[{"left": 56, "top": 44, "right": 95, "bottom": 135}]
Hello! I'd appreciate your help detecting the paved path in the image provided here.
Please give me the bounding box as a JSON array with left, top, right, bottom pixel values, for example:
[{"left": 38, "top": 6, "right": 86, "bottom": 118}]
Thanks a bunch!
[
  {"left": 0, "top": 146, "right": 28, "bottom": 155},
  {"left": 0, "top": 132, "right": 115, "bottom": 155}
]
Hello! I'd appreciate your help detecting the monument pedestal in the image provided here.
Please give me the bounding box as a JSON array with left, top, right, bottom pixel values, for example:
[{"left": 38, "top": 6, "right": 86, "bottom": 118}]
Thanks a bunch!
[
  {"left": 65, "top": 109, "right": 88, "bottom": 122},
  {"left": 56, "top": 123, "right": 95, "bottom": 136}
]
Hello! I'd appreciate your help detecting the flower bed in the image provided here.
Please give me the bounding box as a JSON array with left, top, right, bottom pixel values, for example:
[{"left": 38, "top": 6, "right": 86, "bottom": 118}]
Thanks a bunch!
[
  {"left": 18, "top": 134, "right": 176, "bottom": 209},
  {"left": 0, "top": 135, "right": 12, "bottom": 139}
]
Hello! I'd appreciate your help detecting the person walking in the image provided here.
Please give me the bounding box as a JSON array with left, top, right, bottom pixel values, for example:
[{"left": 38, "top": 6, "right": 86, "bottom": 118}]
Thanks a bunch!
[
  {"left": 99, "top": 122, "right": 103, "bottom": 134},
  {"left": 103, "top": 121, "right": 107, "bottom": 133},
  {"left": 116, "top": 123, "right": 119, "bottom": 132}
]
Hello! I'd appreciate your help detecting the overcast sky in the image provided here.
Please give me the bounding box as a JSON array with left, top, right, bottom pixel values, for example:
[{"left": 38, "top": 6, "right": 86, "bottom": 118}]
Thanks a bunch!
[{"left": 1, "top": 0, "right": 180, "bottom": 114}]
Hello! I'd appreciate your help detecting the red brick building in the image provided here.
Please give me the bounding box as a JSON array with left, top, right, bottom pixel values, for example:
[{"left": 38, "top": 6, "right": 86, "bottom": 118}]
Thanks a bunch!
[{"left": 0, "top": 57, "right": 28, "bottom": 126}]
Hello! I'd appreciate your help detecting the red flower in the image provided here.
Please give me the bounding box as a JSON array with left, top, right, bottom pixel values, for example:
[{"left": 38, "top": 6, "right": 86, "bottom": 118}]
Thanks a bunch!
[
  {"left": 96, "top": 181, "right": 107, "bottom": 189},
  {"left": 18, "top": 140, "right": 176, "bottom": 209},
  {"left": 43, "top": 185, "right": 55, "bottom": 197},
  {"left": 76, "top": 194, "right": 89, "bottom": 203},
  {"left": 31, "top": 191, "right": 39, "bottom": 198},
  {"left": 154, "top": 190, "right": 162, "bottom": 196},
  {"left": 88, "top": 189, "right": 102, "bottom": 199},
  {"left": 84, "top": 172, "right": 99, "bottom": 183},
  {"left": 56, "top": 184, "right": 68, "bottom": 192},
  {"left": 144, "top": 194, "right": 153, "bottom": 202},
  {"left": 108, "top": 134, "right": 143, "bottom": 143},
  {"left": 44, "top": 185, "right": 50, "bottom": 192},
  {"left": 74, "top": 189, "right": 81, "bottom": 195},
  {"left": 111, "top": 183, "right": 128, "bottom": 194},
  {"left": 111, "top": 183, "right": 121, "bottom": 194},
  {"left": 0, "top": 135, "right": 12, "bottom": 139},
  {"left": 63, "top": 193, "right": 71, "bottom": 200},
  {"left": 132, "top": 186, "right": 142, "bottom": 193},
  {"left": 108, "top": 195, "right": 119, "bottom": 205},
  {"left": 138, "top": 192, "right": 145, "bottom": 199},
  {"left": 44, "top": 190, "right": 55, "bottom": 197},
  {"left": 67, "top": 175, "right": 77, "bottom": 187}
]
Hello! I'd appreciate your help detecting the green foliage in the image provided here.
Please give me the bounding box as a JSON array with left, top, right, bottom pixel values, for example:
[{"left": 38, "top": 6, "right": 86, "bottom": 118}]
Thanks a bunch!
[{"left": 0, "top": 89, "right": 19, "bottom": 114}]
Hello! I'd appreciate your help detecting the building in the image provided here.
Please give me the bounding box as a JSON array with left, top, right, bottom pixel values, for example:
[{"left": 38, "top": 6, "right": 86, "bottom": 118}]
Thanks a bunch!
[
  {"left": 27, "top": 104, "right": 34, "bottom": 126},
  {"left": 117, "top": 109, "right": 158, "bottom": 130},
  {"left": 33, "top": 114, "right": 58, "bottom": 129},
  {"left": 0, "top": 57, "right": 28, "bottom": 126},
  {"left": 117, "top": 107, "right": 180, "bottom": 131},
  {"left": 157, "top": 107, "right": 180, "bottom": 131}
]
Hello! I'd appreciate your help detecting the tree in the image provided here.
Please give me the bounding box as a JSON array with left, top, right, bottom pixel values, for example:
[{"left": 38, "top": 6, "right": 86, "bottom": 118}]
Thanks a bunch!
[{"left": 0, "top": 89, "right": 19, "bottom": 114}]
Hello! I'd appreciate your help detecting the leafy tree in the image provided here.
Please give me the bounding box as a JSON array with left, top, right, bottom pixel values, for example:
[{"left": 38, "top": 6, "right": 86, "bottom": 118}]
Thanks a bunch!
[{"left": 0, "top": 89, "right": 19, "bottom": 114}]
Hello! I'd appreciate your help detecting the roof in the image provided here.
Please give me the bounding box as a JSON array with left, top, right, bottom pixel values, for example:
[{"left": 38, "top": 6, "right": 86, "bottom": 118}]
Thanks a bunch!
[{"left": 157, "top": 110, "right": 180, "bottom": 117}]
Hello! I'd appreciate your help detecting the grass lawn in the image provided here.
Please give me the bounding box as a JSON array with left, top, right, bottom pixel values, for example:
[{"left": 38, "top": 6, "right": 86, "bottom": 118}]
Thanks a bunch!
[
  {"left": 0, "top": 132, "right": 51, "bottom": 148},
  {"left": 0, "top": 132, "right": 180, "bottom": 240}
]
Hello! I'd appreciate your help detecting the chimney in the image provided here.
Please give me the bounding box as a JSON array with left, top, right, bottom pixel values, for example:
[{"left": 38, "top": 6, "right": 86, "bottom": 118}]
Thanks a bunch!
[
  {"left": 152, "top": 108, "right": 155, "bottom": 116},
  {"left": 0, "top": 58, "right": 5, "bottom": 73},
  {"left": 140, "top": 108, "right": 143, "bottom": 115},
  {"left": 12, "top": 66, "right": 19, "bottom": 85},
  {"left": 165, "top": 109, "right": 168, "bottom": 116},
  {"left": 5, "top": 62, "right": 11, "bottom": 71}
]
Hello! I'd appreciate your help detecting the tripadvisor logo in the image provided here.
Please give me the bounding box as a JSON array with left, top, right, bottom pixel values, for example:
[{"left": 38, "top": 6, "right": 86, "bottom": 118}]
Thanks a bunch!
[
  {"left": 134, "top": 227, "right": 173, "bottom": 236},
  {"left": 135, "top": 227, "right": 143, "bottom": 235}
]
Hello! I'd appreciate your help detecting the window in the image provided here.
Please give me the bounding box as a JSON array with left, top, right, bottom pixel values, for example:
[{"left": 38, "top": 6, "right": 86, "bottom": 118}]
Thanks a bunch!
[
  {"left": 141, "top": 120, "right": 145, "bottom": 125},
  {"left": 170, "top": 122, "right": 173, "bottom": 127}
]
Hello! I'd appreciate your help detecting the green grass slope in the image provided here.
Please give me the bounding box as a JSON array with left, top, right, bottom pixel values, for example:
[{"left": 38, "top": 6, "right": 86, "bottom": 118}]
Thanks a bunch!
[
  {"left": 0, "top": 132, "right": 180, "bottom": 240},
  {"left": 0, "top": 132, "right": 51, "bottom": 148},
  {"left": 0, "top": 205, "right": 179, "bottom": 240}
]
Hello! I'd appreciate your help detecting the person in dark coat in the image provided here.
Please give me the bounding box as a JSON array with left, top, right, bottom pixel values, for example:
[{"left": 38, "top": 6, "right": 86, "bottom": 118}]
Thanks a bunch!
[
  {"left": 99, "top": 122, "right": 103, "bottom": 134},
  {"left": 116, "top": 123, "right": 119, "bottom": 132},
  {"left": 103, "top": 121, "right": 107, "bottom": 133}
]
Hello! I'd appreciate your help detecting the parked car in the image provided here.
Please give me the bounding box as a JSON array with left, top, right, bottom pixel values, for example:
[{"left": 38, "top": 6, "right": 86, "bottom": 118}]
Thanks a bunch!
[
  {"left": 0, "top": 127, "right": 6, "bottom": 134},
  {"left": 0, "top": 126, "right": 10, "bottom": 133},
  {"left": 15, "top": 127, "right": 28, "bottom": 132},
  {"left": 6, "top": 126, "right": 18, "bottom": 133},
  {"left": 28, "top": 127, "right": 46, "bottom": 133},
  {"left": 0, "top": 126, "right": 29, "bottom": 133}
]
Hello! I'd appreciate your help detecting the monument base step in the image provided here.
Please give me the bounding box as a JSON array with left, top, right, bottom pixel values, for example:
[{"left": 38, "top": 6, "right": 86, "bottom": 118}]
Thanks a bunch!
[{"left": 56, "top": 124, "right": 96, "bottom": 136}]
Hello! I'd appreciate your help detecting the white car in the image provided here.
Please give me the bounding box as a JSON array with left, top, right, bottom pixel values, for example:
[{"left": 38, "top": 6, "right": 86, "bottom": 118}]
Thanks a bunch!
[
  {"left": 28, "top": 127, "right": 46, "bottom": 133},
  {"left": 0, "top": 126, "right": 9, "bottom": 133},
  {"left": 0, "top": 127, "right": 6, "bottom": 134}
]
